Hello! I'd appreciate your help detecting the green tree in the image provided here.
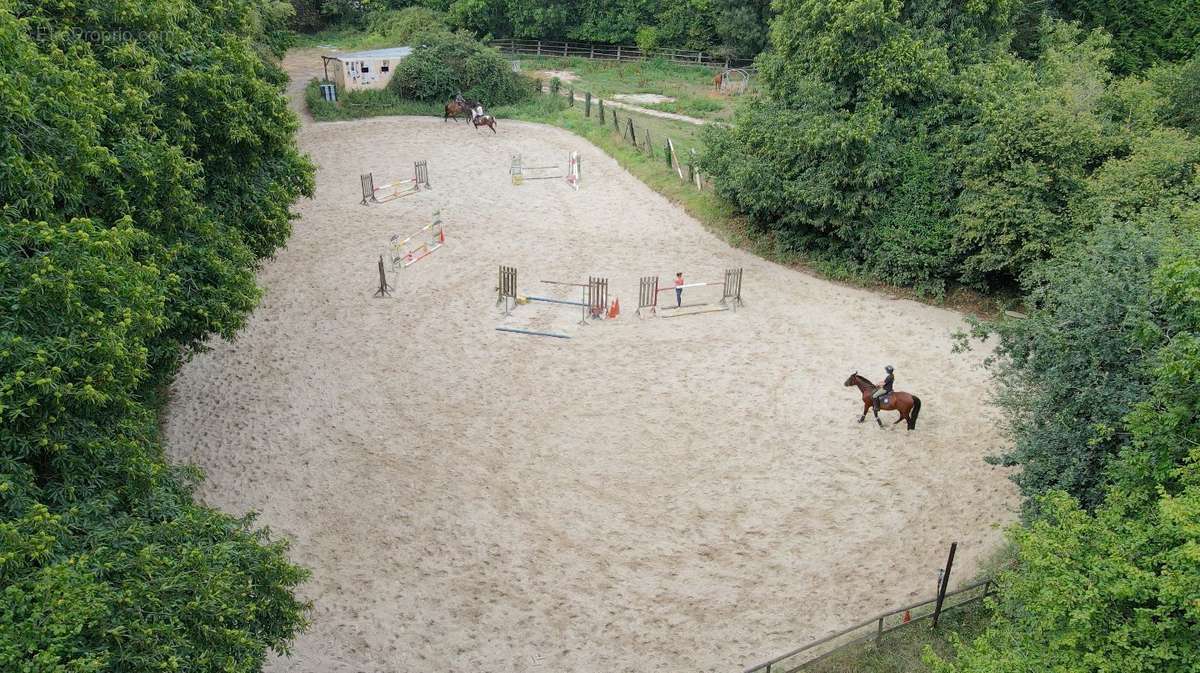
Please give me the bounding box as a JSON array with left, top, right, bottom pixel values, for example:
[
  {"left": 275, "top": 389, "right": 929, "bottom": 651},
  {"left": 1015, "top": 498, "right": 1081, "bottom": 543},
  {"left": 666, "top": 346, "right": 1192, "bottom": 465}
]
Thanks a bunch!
[
  {"left": 931, "top": 243, "right": 1200, "bottom": 673},
  {"left": 1056, "top": 0, "right": 1200, "bottom": 73},
  {"left": 1149, "top": 54, "right": 1200, "bottom": 136},
  {"left": 958, "top": 128, "right": 1200, "bottom": 507},
  {"left": 713, "top": 0, "right": 772, "bottom": 58},
  {"left": 949, "top": 21, "right": 1121, "bottom": 288},
  {"left": 1, "top": 0, "right": 314, "bottom": 667},
  {"left": 388, "top": 29, "right": 532, "bottom": 103}
]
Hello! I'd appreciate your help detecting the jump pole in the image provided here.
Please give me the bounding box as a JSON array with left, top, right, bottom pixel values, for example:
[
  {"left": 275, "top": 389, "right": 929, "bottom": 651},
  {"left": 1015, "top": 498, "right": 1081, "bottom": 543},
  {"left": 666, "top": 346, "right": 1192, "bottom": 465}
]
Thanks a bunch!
[
  {"left": 661, "top": 307, "right": 729, "bottom": 318},
  {"left": 387, "top": 211, "right": 445, "bottom": 269},
  {"left": 525, "top": 296, "right": 587, "bottom": 307},
  {"left": 535, "top": 276, "right": 608, "bottom": 324},
  {"left": 510, "top": 153, "right": 580, "bottom": 190},
  {"left": 496, "top": 327, "right": 571, "bottom": 339},
  {"left": 648, "top": 268, "right": 745, "bottom": 313},
  {"left": 361, "top": 161, "right": 431, "bottom": 205}
]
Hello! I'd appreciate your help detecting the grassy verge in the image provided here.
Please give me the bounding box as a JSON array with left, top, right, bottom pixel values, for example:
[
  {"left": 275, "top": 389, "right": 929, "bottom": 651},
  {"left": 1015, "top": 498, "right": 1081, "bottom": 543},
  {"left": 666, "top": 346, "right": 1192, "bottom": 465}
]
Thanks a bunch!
[
  {"left": 516, "top": 56, "right": 742, "bottom": 121},
  {"left": 803, "top": 602, "right": 991, "bottom": 673},
  {"left": 305, "top": 79, "right": 441, "bottom": 121},
  {"left": 293, "top": 26, "right": 392, "bottom": 51},
  {"left": 496, "top": 93, "right": 759, "bottom": 249}
]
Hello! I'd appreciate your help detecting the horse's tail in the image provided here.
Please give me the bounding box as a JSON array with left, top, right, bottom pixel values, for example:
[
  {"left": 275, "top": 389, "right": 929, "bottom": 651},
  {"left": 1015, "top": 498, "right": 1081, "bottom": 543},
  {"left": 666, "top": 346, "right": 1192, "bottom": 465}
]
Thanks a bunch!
[{"left": 908, "top": 395, "right": 922, "bottom": 430}]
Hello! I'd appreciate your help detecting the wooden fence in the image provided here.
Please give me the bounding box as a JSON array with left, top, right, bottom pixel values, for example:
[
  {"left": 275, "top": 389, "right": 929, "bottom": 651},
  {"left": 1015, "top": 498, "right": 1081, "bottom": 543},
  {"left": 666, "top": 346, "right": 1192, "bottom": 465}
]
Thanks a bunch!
[
  {"left": 742, "top": 575, "right": 995, "bottom": 673},
  {"left": 536, "top": 79, "right": 711, "bottom": 192},
  {"left": 492, "top": 38, "right": 756, "bottom": 70}
]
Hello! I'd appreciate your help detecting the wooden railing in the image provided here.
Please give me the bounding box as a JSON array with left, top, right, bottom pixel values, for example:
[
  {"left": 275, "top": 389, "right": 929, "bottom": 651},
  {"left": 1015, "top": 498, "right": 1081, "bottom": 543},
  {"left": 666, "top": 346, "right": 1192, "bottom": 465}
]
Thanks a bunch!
[
  {"left": 742, "top": 577, "right": 995, "bottom": 673},
  {"left": 490, "top": 38, "right": 756, "bottom": 70}
]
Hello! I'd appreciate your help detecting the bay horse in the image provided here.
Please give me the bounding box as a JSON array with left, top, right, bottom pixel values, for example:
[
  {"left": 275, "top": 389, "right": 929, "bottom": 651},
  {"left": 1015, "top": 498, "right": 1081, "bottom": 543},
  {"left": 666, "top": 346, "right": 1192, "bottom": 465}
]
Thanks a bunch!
[
  {"left": 844, "top": 372, "right": 922, "bottom": 430},
  {"left": 443, "top": 96, "right": 480, "bottom": 122},
  {"left": 713, "top": 71, "right": 724, "bottom": 92}
]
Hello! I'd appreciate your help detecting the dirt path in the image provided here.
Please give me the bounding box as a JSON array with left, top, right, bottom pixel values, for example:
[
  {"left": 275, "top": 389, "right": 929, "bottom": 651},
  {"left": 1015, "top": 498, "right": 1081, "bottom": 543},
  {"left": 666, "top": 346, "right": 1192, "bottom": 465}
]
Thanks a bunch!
[{"left": 163, "top": 49, "right": 1017, "bottom": 673}]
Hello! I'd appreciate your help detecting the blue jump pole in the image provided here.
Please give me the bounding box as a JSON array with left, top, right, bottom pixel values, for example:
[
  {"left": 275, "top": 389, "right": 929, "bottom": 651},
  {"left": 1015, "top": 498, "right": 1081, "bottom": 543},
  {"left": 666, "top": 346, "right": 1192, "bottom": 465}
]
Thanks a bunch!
[
  {"left": 496, "top": 327, "right": 571, "bottom": 339},
  {"left": 526, "top": 296, "right": 587, "bottom": 307}
]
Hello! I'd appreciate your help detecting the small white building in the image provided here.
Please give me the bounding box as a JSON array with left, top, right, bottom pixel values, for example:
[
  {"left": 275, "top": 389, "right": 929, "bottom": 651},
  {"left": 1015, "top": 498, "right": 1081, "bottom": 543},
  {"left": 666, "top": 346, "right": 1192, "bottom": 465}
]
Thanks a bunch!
[{"left": 323, "top": 47, "right": 412, "bottom": 92}]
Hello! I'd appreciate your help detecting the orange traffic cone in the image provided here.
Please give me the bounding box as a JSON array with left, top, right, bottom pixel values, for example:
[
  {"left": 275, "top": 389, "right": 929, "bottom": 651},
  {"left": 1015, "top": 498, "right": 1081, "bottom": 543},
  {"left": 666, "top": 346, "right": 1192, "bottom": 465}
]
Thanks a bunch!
[
  {"left": 608, "top": 298, "right": 620, "bottom": 319},
  {"left": 438, "top": 228, "right": 445, "bottom": 244}
]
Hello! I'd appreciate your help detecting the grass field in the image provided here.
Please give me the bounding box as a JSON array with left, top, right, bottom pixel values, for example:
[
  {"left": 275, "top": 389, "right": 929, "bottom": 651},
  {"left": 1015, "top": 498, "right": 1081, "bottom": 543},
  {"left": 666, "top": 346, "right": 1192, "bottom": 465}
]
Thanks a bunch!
[
  {"left": 516, "top": 56, "right": 750, "bottom": 121},
  {"left": 801, "top": 602, "right": 991, "bottom": 673}
]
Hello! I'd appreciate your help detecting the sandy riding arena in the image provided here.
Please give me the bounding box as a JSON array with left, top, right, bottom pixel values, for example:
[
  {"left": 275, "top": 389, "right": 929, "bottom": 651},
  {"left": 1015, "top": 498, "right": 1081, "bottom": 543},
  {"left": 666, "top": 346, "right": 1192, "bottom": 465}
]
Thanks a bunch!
[{"left": 163, "top": 54, "right": 1017, "bottom": 673}]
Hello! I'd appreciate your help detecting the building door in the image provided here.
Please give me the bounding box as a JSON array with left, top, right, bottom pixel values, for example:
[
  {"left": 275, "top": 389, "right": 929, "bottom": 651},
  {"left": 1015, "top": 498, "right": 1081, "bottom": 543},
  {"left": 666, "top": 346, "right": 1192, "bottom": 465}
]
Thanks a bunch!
[{"left": 359, "top": 60, "right": 378, "bottom": 87}]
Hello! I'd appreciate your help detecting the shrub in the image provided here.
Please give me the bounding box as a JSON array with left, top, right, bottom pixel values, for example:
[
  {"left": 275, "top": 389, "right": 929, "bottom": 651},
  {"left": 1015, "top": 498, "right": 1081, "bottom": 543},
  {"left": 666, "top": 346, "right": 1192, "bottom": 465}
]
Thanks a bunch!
[{"left": 388, "top": 30, "right": 532, "bottom": 105}]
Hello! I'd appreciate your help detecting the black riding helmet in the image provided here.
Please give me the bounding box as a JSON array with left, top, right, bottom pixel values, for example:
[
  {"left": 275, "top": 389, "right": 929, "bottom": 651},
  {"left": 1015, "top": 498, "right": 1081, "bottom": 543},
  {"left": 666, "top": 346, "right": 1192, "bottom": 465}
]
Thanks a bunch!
[{"left": 885, "top": 365, "right": 894, "bottom": 373}]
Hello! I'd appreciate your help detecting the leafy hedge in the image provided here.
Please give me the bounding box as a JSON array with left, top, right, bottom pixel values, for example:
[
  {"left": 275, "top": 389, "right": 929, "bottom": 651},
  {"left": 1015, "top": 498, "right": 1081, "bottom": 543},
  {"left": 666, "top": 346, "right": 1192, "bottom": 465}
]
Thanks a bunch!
[
  {"left": 387, "top": 29, "right": 533, "bottom": 105},
  {"left": 1, "top": 0, "right": 314, "bottom": 667}
]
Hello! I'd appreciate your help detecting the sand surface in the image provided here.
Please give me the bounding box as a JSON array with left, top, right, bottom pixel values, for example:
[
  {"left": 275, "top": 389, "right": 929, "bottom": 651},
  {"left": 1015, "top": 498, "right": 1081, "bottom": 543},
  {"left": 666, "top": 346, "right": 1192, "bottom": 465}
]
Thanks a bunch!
[{"left": 162, "top": 50, "right": 1018, "bottom": 672}]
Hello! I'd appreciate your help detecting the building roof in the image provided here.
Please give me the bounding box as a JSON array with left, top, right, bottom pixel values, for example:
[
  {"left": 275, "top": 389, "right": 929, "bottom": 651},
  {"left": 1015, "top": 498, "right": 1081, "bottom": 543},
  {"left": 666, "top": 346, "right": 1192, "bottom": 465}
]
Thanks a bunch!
[{"left": 332, "top": 47, "right": 412, "bottom": 61}]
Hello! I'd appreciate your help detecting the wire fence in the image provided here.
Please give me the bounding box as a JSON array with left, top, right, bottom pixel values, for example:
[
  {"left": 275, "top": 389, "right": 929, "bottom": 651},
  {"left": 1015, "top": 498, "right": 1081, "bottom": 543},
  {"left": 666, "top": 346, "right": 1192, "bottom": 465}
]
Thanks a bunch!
[{"left": 493, "top": 38, "right": 756, "bottom": 70}]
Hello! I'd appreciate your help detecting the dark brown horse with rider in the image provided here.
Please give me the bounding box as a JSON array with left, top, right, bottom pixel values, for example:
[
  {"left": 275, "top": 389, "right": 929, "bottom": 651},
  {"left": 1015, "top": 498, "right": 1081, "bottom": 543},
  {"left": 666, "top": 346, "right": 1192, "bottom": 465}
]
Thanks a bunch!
[
  {"left": 444, "top": 93, "right": 480, "bottom": 122},
  {"left": 844, "top": 370, "right": 922, "bottom": 430}
]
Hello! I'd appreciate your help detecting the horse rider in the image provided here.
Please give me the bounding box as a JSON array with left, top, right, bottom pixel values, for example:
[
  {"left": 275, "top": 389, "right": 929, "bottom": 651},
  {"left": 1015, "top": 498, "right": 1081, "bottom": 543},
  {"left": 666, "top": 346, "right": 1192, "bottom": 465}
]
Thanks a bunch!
[{"left": 872, "top": 365, "right": 894, "bottom": 414}]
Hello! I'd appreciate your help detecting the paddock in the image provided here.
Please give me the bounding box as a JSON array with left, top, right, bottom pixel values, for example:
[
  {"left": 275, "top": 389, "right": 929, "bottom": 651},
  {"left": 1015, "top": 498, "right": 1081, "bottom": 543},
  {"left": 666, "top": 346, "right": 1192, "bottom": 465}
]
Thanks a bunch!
[{"left": 162, "top": 49, "right": 1019, "bottom": 673}]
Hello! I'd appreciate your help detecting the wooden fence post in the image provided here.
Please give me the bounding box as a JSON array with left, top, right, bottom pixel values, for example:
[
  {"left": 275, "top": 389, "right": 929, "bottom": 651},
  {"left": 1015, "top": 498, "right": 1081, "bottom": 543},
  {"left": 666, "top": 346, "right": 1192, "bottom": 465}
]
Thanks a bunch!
[
  {"left": 585, "top": 91, "right": 592, "bottom": 117},
  {"left": 932, "top": 542, "right": 957, "bottom": 628},
  {"left": 598, "top": 99, "right": 605, "bottom": 124},
  {"left": 568, "top": 87, "right": 574, "bottom": 106}
]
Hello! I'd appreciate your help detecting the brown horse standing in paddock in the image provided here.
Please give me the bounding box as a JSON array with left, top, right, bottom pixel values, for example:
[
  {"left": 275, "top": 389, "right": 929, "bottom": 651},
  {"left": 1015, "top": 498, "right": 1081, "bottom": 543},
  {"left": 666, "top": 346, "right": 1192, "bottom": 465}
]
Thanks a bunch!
[
  {"left": 713, "top": 70, "right": 724, "bottom": 92},
  {"left": 844, "top": 372, "right": 922, "bottom": 430}
]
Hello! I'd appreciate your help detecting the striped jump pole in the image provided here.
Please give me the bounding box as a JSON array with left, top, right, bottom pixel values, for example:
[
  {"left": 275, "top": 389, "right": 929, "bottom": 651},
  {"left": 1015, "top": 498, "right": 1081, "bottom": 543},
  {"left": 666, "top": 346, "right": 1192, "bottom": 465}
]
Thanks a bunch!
[
  {"left": 360, "top": 161, "right": 431, "bottom": 205},
  {"left": 645, "top": 269, "right": 745, "bottom": 315}
]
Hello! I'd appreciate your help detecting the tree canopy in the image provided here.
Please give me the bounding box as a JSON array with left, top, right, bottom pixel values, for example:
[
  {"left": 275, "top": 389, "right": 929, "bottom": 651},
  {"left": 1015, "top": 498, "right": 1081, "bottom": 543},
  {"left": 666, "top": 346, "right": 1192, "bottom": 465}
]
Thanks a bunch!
[{"left": 1, "top": 0, "right": 314, "bottom": 667}]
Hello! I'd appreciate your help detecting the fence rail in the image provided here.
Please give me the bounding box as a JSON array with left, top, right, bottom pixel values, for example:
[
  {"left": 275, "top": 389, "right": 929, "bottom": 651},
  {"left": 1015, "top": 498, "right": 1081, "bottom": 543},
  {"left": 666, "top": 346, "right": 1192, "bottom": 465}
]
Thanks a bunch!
[
  {"left": 742, "top": 577, "right": 994, "bottom": 673},
  {"left": 491, "top": 38, "right": 756, "bottom": 69}
]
